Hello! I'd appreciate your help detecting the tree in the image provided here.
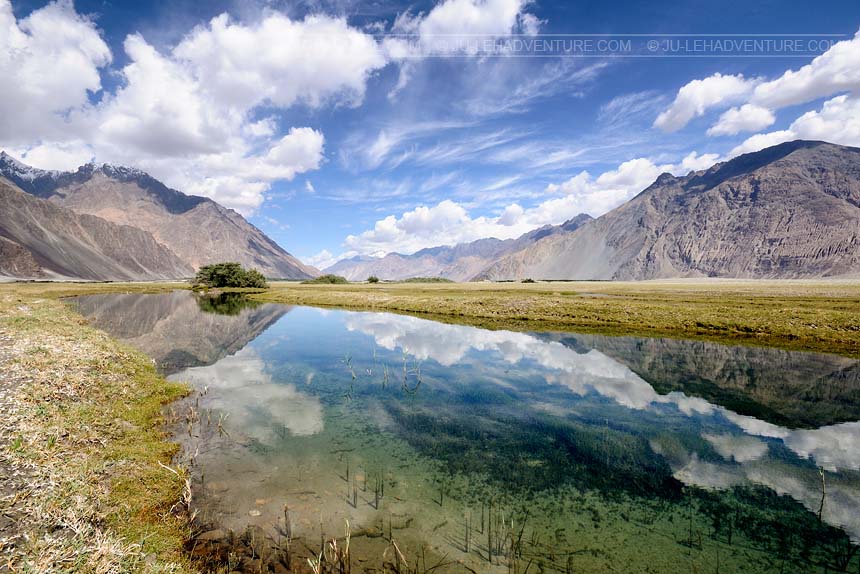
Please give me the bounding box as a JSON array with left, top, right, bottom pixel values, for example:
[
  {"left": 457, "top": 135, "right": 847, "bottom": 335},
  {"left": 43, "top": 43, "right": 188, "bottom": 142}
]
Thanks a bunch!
[
  {"left": 367, "top": 275, "right": 380, "bottom": 283},
  {"left": 193, "top": 262, "right": 268, "bottom": 289}
]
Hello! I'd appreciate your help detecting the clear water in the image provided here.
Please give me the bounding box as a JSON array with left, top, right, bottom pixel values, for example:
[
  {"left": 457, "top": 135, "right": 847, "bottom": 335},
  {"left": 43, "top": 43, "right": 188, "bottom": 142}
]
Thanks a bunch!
[{"left": 73, "top": 291, "right": 860, "bottom": 573}]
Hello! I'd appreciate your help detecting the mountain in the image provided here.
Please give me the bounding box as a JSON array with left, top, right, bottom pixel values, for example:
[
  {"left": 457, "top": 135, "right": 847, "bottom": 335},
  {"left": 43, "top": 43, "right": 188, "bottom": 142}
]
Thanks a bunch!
[
  {"left": 0, "top": 152, "right": 317, "bottom": 280},
  {"left": 0, "top": 177, "right": 192, "bottom": 280},
  {"left": 478, "top": 141, "right": 860, "bottom": 280},
  {"left": 325, "top": 213, "right": 593, "bottom": 281}
]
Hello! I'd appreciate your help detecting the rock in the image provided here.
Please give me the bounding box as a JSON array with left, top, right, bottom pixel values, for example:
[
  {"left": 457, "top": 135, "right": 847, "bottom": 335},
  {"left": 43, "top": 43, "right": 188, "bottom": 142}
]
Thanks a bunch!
[{"left": 196, "top": 529, "right": 226, "bottom": 541}]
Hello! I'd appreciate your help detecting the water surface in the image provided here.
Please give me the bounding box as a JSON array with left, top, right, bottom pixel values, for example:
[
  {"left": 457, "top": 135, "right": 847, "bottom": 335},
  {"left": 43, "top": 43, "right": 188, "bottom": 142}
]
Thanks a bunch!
[{"left": 74, "top": 291, "right": 860, "bottom": 573}]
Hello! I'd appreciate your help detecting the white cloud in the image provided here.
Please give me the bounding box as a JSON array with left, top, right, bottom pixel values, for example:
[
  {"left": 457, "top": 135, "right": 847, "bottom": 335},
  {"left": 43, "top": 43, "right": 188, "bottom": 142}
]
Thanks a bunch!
[
  {"left": 302, "top": 249, "right": 338, "bottom": 269},
  {"left": 750, "top": 30, "right": 860, "bottom": 109},
  {"left": 727, "top": 130, "right": 795, "bottom": 157},
  {"left": 0, "top": 0, "right": 110, "bottom": 144},
  {"left": 173, "top": 13, "right": 386, "bottom": 110},
  {"left": 654, "top": 73, "right": 758, "bottom": 132},
  {"left": 784, "top": 94, "right": 860, "bottom": 143},
  {"left": 729, "top": 94, "right": 860, "bottom": 157},
  {"left": 8, "top": 140, "right": 93, "bottom": 171},
  {"left": 385, "top": 0, "right": 539, "bottom": 58},
  {"left": 544, "top": 157, "right": 669, "bottom": 214},
  {"left": 1, "top": 4, "right": 384, "bottom": 213},
  {"left": 342, "top": 151, "right": 716, "bottom": 255},
  {"left": 676, "top": 151, "right": 721, "bottom": 172},
  {"left": 660, "top": 31, "right": 860, "bottom": 143},
  {"left": 707, "top": 104, "right": 776, "bottom": 136}
]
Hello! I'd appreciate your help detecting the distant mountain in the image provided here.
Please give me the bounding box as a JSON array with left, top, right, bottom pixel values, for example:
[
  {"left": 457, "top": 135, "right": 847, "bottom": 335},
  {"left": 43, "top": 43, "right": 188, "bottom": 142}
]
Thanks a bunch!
[
  {"left": 0, "top": 177, "right": 192, "bottom": 280},
  {"left": 478, "top": 141, "right": 860, "bottom": 280},
  {"left": 325, "top": 213, "right": 593, "bottom": 281},
  {"left": 0, "top": 152, "right": 317, "bottom": 280}
]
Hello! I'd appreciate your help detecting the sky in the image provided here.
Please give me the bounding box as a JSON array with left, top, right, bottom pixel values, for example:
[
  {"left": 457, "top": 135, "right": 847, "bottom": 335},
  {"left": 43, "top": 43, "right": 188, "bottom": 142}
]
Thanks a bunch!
[{"left": 2, "top": 0, "right": 860, "bottom": 269}]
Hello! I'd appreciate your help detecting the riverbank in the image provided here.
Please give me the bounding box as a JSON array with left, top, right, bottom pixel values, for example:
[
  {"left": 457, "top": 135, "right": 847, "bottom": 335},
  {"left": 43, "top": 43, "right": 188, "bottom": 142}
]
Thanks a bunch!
[
  {"left": 254, "top": 278, "right": 860, "bottom": 358},
  {"left": 0, "top": 283, "right": 193, "bottom": 572}
]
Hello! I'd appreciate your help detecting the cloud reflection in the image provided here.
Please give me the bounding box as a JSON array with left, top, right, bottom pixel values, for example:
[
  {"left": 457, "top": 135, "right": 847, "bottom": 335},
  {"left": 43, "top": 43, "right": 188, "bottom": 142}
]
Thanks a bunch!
[{"left": 170, "top": 347, "right": 324, "bottom": 443}]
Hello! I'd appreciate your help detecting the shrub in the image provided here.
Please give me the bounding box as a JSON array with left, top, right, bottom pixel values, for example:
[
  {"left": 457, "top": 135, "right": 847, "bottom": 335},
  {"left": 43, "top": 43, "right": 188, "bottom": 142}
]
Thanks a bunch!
[
  {"left": 522, "top": 278, "right": 536, "bottom": 283},
  {"left": 193, "top": 262, "right": 268, "bottom": 289},
  {"left": 367, "top": 275, "right": 380, "bottom": 283},
  {"left": 399, "top": 277, "right": 454, "bottom": 283},
  {"left": 302, "top": 274, "right": 349, "bottom": 284}
]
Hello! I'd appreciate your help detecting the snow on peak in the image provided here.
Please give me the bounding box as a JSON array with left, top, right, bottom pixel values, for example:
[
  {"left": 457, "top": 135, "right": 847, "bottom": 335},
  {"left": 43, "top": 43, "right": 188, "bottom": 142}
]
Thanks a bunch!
[
  {"left": 98, "top": 163, "right": 149, "bottom": 180},
  {"left": 0, "top": 151, "right": 60, "bottom": 182}
]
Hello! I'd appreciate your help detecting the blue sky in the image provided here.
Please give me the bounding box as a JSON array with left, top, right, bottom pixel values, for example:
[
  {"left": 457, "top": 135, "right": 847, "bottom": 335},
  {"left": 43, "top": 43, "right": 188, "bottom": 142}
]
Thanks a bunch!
[{"left": 2, "top": 0, "right": 860, "bottom": 268}]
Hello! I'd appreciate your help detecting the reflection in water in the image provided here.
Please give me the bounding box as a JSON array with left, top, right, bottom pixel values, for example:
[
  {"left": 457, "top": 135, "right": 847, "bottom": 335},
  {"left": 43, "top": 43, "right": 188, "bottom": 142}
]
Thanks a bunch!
[
  {"left": 75, "top": 292, "right": 860, "bottom": 573},
  {"left": 73, "top": 291, "right": 289, "bottom": 374},
  {"left": 178, "top": 347, "right": 324, "bottom": 443},
  {"left": 196, "top": 292, "right": 262, "bottom": 316}
]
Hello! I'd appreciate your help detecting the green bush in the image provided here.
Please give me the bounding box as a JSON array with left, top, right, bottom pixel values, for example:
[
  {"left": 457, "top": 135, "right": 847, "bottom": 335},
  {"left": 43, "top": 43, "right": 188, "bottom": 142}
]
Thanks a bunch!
[
  {"left": 522, "top": 278, "right": 536, "bottom": 283},
  {"left": 302, "top": 274, "right": 349, "bottom": 284},
  {"left": 193, "top": 262, "right": 268, "bottom": 289},
  {"left": 367, "top": 275, "right": 380, "bottom": 283},
  {"left": 399, "top": 277, "right": 454, "bottom": 283}
]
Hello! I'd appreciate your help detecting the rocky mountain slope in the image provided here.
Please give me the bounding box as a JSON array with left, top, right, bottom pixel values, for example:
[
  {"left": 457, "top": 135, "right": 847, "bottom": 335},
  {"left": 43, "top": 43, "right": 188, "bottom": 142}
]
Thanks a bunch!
[
  {"left": 0, "top": 178, "right": 192, "bottom": 280},
  {"left": 326, "top": 213, "right": 593, "bottom": 281},
  {"left": 0, "top": 152, "right": 317, "bottom": 280},
  {"left": 478, "top": 141, "right": 860, "bottom": 280}
]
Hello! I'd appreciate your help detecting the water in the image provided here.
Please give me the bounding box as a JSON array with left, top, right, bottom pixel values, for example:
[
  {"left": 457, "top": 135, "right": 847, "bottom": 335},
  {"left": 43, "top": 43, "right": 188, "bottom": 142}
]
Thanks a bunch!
[{"left": 73, "top": 291, "right": 860, "bottom": 573}]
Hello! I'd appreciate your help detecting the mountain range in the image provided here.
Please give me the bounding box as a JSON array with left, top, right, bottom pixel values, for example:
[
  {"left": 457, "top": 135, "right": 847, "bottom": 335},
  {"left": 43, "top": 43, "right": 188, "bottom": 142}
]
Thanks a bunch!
[
  {"left": 2, "top": 140, "right": 858, "bottom": 282},
  {"left": 328, "top": 141, "right": 860, "bottom": 281},
  {"left": 0, "top": 152, "right": 317, "bottom": 281},
  {"left": 325, "top": 214, "right": 592, "bottom": 281}
]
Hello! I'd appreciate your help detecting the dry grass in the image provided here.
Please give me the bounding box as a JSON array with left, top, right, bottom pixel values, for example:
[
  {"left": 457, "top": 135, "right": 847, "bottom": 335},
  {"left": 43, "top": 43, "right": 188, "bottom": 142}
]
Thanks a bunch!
[
  {"left": 254, "top": 278, "right": 860, "bottom": 357},
  {"left": 0, "top": 283, "right": 194, "bottom": 573}
]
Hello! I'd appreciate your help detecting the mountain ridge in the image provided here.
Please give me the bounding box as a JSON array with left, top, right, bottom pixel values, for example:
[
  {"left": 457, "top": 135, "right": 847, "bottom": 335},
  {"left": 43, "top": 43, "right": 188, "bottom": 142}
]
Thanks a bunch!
[
  {"left": 0, "top": 153, "right": 318, "bottom": 280},
  {"left": 477, "top": 140, "right": 860, "bottom": 280},
  {"left": 0, "top": 177, "right": 193, "bottom": 280},
  {"left": 324, "top": 213, "right": 593, "bottom": 281}
]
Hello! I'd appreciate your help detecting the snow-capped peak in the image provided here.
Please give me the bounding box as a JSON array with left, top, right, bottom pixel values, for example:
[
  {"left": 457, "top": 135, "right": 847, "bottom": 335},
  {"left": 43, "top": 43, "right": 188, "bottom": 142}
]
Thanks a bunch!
[
  {"left": 98, "top": 163, "right": 150, "bottom": 180},
  {"left": 0, "top": 151, "right": 60, "bottom": 182}
]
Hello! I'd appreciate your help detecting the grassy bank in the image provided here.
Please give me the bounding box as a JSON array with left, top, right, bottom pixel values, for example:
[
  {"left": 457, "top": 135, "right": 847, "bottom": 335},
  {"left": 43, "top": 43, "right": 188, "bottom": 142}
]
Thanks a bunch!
[
  {"left": 254, "top": 279, "right": 860, "bottom": 358},
  {"left": 0, "top": 282, "right": 194, "bottom": 573}
]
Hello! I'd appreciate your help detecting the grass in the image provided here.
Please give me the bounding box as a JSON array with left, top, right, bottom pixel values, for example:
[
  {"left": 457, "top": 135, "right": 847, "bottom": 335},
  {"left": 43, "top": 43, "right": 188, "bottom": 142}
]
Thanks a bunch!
[
  {"left": 252, "top": 278, "right": 860, "bottom": 358},
  {"left": 0, "top": 281, "right": 195, "bottom": 573}
]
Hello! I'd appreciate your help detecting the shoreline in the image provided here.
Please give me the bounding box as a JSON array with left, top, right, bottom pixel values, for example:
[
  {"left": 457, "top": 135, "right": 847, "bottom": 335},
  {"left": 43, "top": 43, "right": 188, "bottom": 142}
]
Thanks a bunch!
[
  {"left": 0, "top": 284, "right": 193, "bottom": 572},
  {"left": 252, "top": 279, "right": 860, "bottom": 359}
]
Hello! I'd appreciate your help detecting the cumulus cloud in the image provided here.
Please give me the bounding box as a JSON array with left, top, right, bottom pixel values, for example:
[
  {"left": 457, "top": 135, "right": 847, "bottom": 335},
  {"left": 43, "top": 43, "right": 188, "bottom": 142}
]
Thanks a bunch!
[
  {"left": 342, "top": 151, "right": 718, "bottom": 255},
  {"left": 0, "top": 0, "right": 110, "bottom": 144},
  {"left": 729, "top": 94, "right": 860, "bottom": 157},
  {"left": 653, "top": 73, "right": 758, "bottom": 132},
  {"left": 750, "top": 30, "right": 860, "bottom": 109},
  {"left": 1, "top": 2, "right": 383, "bottom": 213},
  {"left": 658, "top": 30, "right": 860, "bottom": 141},
  {"left": 707, "top": 104, "right": 776, "bottom": 136}
]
